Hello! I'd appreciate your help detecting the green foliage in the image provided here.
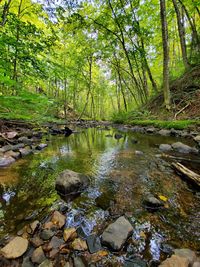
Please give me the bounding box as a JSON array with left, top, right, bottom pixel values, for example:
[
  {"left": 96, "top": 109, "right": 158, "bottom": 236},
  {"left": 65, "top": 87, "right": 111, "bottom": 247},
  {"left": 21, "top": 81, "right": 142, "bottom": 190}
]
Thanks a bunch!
[{"left": 0, "top": 91, "right": 62, "bottom": 123}]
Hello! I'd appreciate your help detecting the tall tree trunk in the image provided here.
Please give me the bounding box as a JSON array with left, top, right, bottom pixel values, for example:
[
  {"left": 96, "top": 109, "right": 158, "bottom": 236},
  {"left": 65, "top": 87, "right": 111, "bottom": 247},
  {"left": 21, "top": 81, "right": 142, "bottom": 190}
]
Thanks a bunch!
[
  {"left": 160, "top": 0, "right": 171, "bottom": 109},
  {"left": 172, "top": 0, "right": 190, "bottom": 68}
]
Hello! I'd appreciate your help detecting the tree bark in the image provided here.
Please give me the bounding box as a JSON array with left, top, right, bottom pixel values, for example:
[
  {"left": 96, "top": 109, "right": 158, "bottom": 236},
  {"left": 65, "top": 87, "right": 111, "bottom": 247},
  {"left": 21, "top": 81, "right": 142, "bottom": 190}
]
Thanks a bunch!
[
  {"left": 0, "top": 0, "right": 12, "bottom": 26},
  {"left": 160, "top": 0, "right": 171, "bottom": 109},
  {"left": 172, "top": 0, "right": 190, "bottom": 69}
]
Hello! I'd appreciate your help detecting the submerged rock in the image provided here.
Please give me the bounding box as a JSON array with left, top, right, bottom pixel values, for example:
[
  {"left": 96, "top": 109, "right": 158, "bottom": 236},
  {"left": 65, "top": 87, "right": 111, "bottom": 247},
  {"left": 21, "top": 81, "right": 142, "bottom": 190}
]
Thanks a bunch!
[
  {"left": 114, "top": 133, "right": 123, "bottom": 139},
  {"left": 143, "top": 195, "right": 164, "bottom": 210},
  {"left": 101, "top": 216, "right": 133, "bottom": 251},
  {"left": 40, "top": 229, "right": 54, "bottom": 241},
  {"left": 124, "top": 258, "right": 147, "bottom": 267},
  {"left": 0, "top": 237, "right": 28, "bottom": 259},
  {"left": 55, "top": 169, "right": 89, "bottom": 196},
  {"left": 22, "top": 257, "right": 34, "bottom": 267}
]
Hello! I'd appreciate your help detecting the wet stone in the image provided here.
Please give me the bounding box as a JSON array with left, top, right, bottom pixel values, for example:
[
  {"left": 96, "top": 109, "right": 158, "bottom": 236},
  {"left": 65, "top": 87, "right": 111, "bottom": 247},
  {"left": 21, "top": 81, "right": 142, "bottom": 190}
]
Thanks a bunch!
[
  {"left": 31, "top": 246, "right": 46, "bottom": 264},
  {"left": 101, "top": 216, "right": 133, "bottom": 251},
  {"left": 38, "top": 259, "right": 53, "bottom": 267},
  {"left": 29, "top": 220, "right": 40, "bottom": 234},
  {"left": 73, "top": 256, "right": 86, "bottom": 267},
  {"left": 158, "top": 129, "right": 171, "bottom": 136},
  {"left": 86, "top": 234, "right": 102, "bottom": 254},
  {"left": 193, "top": 263, "right": 200, "bottom": 267},
  {"left": 30, "top": 236, "right": 44, "bottom": 248},
  {"left": 49, "top": 236, "right": 64, "bottom": 249},
  {"left": 171, "top": 142, "right": 198, "bottom": 154},
  {"left": 4, "top": 150, "right": 20, "bottom": 159},
  {"left": 143, "top": 195, "right": 164, "bottom": 210},
  {"left": 19, "top": 147, "right": 32, "bottom": 157},
  {"left": 36, "top": 144, "right": 48, "bottom": 150},
  {"left": 71, "top": 238, "right": 88, "bottom": 251},
  {"left": 22, "top": 257, "right": 34, "bottom": 267},
  {"left": 64, "top": 228, "right": 77, "bottom": 242},
  {"left": 159, "top": 254, "right": 189, "bottom": 267},
  {"left": 124, "top": 258, "right": 147, "bottom": 267},
  {"left": 51, "top": 210, "right": 66, "bottom": 229},
  {"left": 0, "top": 237, "right": 29, "bottom": 259},
  {"left": 174, "top": 248, "right": 197, "bottom": 265},
  {"left": 40, "top": 229, "right": 54, "bottom": 240}
]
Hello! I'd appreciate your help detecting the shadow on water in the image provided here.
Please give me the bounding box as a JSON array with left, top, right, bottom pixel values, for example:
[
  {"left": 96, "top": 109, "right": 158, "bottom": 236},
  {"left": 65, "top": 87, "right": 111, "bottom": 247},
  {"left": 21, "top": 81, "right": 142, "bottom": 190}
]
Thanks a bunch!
[{"left": 0, "top": 127, "right": 200, "bottom": 262}]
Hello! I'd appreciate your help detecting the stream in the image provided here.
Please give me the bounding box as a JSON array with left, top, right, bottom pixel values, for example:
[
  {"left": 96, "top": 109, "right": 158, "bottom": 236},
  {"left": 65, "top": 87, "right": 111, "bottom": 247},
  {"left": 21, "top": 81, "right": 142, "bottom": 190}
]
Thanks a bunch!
[{"left": 0, "top": 126, "right": 200, "bottom": 264}]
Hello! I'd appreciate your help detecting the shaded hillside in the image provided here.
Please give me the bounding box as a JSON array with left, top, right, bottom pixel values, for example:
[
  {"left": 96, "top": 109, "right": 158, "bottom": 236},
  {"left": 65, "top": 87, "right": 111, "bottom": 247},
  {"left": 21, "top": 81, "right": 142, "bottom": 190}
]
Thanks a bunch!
[{"left": 147, "top": 66, "right": 200, "bottom": 120}]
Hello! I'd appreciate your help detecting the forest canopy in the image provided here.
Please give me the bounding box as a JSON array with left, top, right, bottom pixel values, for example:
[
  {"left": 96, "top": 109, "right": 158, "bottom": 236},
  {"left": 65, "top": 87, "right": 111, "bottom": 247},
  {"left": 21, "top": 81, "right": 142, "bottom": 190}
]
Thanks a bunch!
[{"left": 0, "top": 0, "right": 199, "bottom": 120}]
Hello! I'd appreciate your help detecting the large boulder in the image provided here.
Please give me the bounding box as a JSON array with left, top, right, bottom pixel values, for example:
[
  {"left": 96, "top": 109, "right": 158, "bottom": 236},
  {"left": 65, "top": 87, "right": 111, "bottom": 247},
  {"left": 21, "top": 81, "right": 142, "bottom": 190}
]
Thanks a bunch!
[
  {"left": 159, "top": 255, "right": 189, "bottom": 267},
  {"left": 174, "top": 248, "right": 197, "bottom": 265},
  {"left": 101, "top": 216, "right": 133, "bottom": 251},
  {"left": 171, "top": 142, "right": 198, "bottom": 154},
  {"left": 55, "top": 169, "right": 89, "bottom": 196},
  {"left": 0, "top": 237, "right": 28, "bottom": 259},
  {"left": 159, "top": 144, "right": 172, "bottom": 152}
]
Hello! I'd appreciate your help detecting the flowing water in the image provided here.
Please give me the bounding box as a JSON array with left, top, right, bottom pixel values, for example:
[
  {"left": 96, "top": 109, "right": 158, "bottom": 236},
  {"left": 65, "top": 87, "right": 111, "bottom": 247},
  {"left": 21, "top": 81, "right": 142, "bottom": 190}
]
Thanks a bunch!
[{"left": 0, "top": 126, "right": 200, "bottom": 263}]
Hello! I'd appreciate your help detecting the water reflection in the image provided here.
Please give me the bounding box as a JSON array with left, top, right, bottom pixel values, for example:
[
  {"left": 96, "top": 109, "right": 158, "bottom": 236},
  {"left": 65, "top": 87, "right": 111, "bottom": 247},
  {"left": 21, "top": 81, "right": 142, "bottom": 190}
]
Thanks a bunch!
[{"left": 0, "top": 127, "right": 200, "bottom": 260}]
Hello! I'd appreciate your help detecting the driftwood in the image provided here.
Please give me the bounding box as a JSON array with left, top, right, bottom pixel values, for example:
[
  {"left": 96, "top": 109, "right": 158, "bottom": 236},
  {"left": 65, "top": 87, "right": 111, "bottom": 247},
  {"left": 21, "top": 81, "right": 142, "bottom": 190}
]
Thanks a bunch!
[
  {"left": 172, "top": 162, "right": 200, "bottom": 187},
  {"left": 161, "top": 153, "right": 200, "bottom": 164}
]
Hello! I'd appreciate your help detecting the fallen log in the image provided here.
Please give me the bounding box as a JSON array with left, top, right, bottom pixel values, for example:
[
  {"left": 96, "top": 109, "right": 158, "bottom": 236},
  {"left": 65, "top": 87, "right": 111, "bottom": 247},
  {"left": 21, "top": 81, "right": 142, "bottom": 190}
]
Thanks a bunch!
[
  {"left": 161, "top": 154, "right": 200, "bottom": 164},
  {"left": 172, "top": 162, "right": 200, "bottom": 187}
]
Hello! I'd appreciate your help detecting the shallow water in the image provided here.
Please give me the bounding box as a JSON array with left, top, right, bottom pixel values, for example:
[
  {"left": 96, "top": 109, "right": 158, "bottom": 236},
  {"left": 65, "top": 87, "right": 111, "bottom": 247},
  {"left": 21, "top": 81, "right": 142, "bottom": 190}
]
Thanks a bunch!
[{"left": 0, "top": 126, "right": 200, "bottom": 262}]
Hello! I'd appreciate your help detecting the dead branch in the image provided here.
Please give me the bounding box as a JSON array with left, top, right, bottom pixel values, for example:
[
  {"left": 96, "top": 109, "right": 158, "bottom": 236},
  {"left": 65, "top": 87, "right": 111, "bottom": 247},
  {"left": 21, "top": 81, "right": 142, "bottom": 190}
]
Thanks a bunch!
[{"left": 172, "top": 162, "right": 200, "bottom": 187}]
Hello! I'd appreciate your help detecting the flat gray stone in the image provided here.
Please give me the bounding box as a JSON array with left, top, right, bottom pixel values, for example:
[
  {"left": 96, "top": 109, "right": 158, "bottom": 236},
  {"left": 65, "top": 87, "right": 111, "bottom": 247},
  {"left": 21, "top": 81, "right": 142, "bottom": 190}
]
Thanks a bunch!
[
  {"left": 172, "top": 142, "right": 198, "bottom": 154},
  {"left": 101, "top": 216, "right": 133, "bottom": 251},
  {"left": 0, "top": 156, "right": 15, "bottom": 167},
  {"left": 158, "top": 129, "right": 171, "bottom": 136}
]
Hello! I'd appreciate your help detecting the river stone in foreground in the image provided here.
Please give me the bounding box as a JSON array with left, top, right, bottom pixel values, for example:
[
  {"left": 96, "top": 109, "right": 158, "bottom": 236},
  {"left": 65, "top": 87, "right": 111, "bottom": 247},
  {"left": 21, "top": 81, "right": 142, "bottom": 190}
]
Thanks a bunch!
[
  {"left": 171, "top": 142, "right": 198, "bottom": 154},
  {"left": 55, "top": 169, "right": 89, "bottom": 196},
  {"left": 0, "top": 237, "right": 28, "bottom": 259},
  {"left": 101, "top": 216, "right": 133, "bottom": 251}
]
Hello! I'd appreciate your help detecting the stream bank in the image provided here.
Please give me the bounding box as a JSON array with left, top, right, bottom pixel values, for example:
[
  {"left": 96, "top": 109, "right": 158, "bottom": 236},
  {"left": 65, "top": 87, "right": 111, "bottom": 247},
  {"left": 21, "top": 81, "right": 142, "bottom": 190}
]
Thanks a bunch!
[{"left": 0, "top": 120, "right": 200, "bottom": 266}]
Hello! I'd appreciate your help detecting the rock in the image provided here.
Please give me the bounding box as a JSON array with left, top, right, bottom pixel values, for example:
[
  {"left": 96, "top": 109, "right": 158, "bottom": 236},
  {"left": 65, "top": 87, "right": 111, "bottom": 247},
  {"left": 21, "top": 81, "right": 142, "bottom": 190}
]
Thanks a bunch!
[
  {"left": 29, "top": 220, "right": 40, "bottom": 234},
  {"left": 18, "top": 137, "right": 32, "bottom": 145},
  {"left": 158, "top": 129, "right": 171, "bottom": 136},
  {"left": 73, "top": 256, "right": 86, "bottom": 267},
  {"left": 174, "top": 248, "right": 197, "bottom": 265},
  {"left": 0, "top": 144, "right": 13, "bottom": 153},
  {"left": 31, "top": 246, "right": 46, "bottom": 264},
  {"left": 71, "top": 238, "right": 88, "bottom": 251},
  {"left": 170, "top": 128, "right": 180, "bottom": 137},
  {"left": 159, "top": 255, "right": 189, "bottom": 267},
  {"left": 5, "top": 150, "right": 20, "bottom": 159},
  {"left": 40, "top": 229, "right": 54, "bottom": 241},
  {"left": 38, "top": 259, "right": 53, "bottom": 267},
  {"left": 86, "top": 234, "right": 102, "bottom": 254},
  {"left": 135, "top": 150, "right": 143, "bottom": 155},
  {"left": 0, "top": 156, "right": 15, "bottom": 167},
  {"left": 114, "top": 133, "right": 123, "bottom": 139},
  {"left": 51, "top": 210, "right": 66, "bottom": 229},
  {"left": 19, "top": 147, "right": 32, "bottom": 157},
  {"left": 30, "top": 236, "right": 44, "bottom": 247},
  {"left": 143, "top": 195, "right": 164, "bottom": 209},
  {"left": 131, "top": 138, "right": 138, "bottom": 144},
  {"left": 48, "top": 248, "right": 59, "bottom": 259},
  {"left": 22, "top": 257, "right": 34, "bottom": 267},
  {"left": 55, "top": 169, "right": 89, "bottom": 196},
  {"left": 63, "top": 228, "right": 77, "bottom": 242},
  {"left": 64, "top": 126, "right": 73, "bottom": 137},
  {"left": 193, "top": 263, "right": 200, "bottom": 267},
  {"left": 49, "top": 236, "right": 64, "bottom": 249},
  {"left": 12, "top": 143, "right": 25, "bottom": 151},
  {"left": 159, "top": 144, "right": 172, "bottom": 152},
  {"left": 124, "top": 258, "right": 147, "bottom": 267},
  {"left": 36, "top": 144, "right": 48, "bottom": 150},
  {"left": 171, "top": 142, "right": 198, "bottom": 154},
  {"left": 43, "top": 221, "right": 55, "bottom": 230},
  {"left": 101, "top": 216, "right": 133, "bottom": 251},
  {"left": 146, "top": 127, "right": 156, "bottom": 133},
  {"left": 5, "top": 131, "right": 18, "bottom": 139},
  {"left": 194, "top": 135, "right": 200, "bottom": 142},
  {"left": 95, "top": 192, "right": 114, "bottom": 210},
  {"left": 0, "top": 237, "right": 29, "bottom": 259}
]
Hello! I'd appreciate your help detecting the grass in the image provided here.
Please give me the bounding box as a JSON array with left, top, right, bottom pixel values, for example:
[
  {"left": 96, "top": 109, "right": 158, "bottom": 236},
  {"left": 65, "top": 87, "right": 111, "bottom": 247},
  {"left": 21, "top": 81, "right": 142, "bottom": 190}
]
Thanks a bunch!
[
  {"left": 0, "top": 91, "right": 65, "bottom": 124},
  {"left": 111, "top": 111, "right": 200, "bottom": 129}
]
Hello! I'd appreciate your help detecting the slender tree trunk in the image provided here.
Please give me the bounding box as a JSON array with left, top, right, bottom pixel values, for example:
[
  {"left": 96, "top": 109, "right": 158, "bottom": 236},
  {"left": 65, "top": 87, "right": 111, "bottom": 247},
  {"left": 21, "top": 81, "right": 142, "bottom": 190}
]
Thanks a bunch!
[
  {"left": 0, "top": 0, "right": 12, "bottom": 26},
  {"left": 172, "top": 0, "right": 190, "bottom": 68},
  {"left": 160, "top": 0, "right": 171, "bottom": 109}
]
